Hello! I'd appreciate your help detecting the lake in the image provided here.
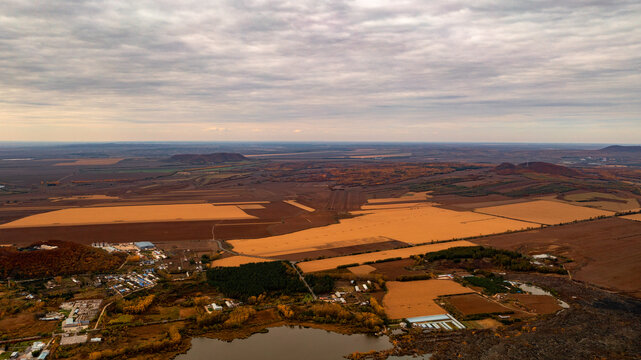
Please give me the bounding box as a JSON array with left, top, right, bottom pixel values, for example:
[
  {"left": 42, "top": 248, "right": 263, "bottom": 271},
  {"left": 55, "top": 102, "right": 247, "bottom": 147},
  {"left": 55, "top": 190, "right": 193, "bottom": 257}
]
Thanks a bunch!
[{"left": 175, "top": 325, "right": 393, "bottom": 360}]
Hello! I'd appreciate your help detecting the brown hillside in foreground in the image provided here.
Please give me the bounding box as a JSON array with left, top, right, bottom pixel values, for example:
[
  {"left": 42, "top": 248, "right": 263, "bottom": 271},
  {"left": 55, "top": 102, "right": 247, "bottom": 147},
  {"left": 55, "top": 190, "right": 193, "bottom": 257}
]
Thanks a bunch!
[
  {"left": 168, "top": 152, "right": 247, "bottom": 164},
  {"left": 494, "top": 161, "right": 581, "bottom": 177},
  {"left": 0, "top": 240, "right": 126, "bottom": 279}
]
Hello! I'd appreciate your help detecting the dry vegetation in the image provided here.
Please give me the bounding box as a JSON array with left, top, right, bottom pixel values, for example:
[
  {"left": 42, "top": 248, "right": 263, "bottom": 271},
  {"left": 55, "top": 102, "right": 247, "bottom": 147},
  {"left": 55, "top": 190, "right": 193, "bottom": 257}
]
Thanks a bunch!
[{"left": 0, "top": 240, "right": 126, "bottom": 279}]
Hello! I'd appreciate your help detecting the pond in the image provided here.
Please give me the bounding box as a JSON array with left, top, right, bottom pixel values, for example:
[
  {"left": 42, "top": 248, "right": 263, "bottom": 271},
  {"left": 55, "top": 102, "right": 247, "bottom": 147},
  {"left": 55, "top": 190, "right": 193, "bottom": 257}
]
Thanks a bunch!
[
  {"left": 517, "top": 282, "right": 569, "bottom": 308},
  {"left": 175, "top": 325, "right": 393, "bottom": 360}
]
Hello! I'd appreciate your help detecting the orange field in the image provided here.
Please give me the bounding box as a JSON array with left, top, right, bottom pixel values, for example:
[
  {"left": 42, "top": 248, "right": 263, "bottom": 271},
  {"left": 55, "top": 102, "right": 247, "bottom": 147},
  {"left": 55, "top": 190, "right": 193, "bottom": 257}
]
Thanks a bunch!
[
  {"left": 347, "top": 264, "right": 376, "bottom": 275},
  {"left": 622, "top": 213, "right": 641, "bottom": 222},
  {"left": 366, "top": 191, "right": 432, "bottom": 204},
  {"left": 475, "top": 200, "right": 613, "bottom": 225},
  {"left": 228, "top": 204, "right": 528, "bottom": 258},
  {"left": 297, "top": 240, "right": 476, "bottom": 273},
  {"left": 284, "top": 200, "right": 315, "bottom": 212},
  {"left": 209, "top": 256, "right": 270, "bottom": 267},
  {"left": 54, "top": 158, "right": 124, "bottom": 166},
  {"left": 383, "top": 280, "right": 473, "bottom": 319},
  {"left": 0, "top": 204, "right": 256, "bottom": 228}
]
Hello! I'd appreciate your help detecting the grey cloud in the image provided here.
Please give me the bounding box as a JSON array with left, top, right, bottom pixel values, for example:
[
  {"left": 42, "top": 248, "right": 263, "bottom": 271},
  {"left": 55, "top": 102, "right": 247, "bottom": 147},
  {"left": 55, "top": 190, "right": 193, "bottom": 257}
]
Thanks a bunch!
[{"left": 0, "top": 0, "right": 639, "bottom": 136}]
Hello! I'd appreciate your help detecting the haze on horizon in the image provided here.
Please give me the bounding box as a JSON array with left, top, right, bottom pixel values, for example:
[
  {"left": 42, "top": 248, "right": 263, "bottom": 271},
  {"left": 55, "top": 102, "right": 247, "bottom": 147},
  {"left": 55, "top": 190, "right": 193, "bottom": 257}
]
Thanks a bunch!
[{"left": 1, "top": 0, "right": 640, "bottom": 143}]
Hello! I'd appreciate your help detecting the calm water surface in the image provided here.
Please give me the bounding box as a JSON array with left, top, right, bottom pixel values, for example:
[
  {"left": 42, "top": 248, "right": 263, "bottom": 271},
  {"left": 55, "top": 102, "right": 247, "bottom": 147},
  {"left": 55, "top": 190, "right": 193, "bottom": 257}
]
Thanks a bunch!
[{"left": 175, "top": 325, "right": 393, "bottom": 360}]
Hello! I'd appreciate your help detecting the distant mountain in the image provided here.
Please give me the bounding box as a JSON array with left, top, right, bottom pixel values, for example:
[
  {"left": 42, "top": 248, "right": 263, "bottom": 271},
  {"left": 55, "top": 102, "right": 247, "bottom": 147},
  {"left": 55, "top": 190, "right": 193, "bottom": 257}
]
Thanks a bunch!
[
  {"left": 599, "top": 145, "right": 641, "bottom": 152},
  {"left": 494, "top": 161, "right": 580, "bottom": 177},
  {"left": 168, "top": 152, "right": 247, "bottom": 165}
]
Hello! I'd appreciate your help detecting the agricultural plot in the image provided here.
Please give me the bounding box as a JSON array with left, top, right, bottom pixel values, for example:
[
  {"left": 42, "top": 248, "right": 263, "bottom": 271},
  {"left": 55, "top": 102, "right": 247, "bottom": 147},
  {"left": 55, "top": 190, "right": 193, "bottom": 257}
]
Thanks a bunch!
[
  {"left": 297, "top": 240, "right": 476, "bottom": 273},
  {"left": 209, "top": 256, "right": 270, "bottom": 267},
  {"left": 228, "top": 204, "right": 529, "bottom": 258},
  {"left": 562, "top": 192, "right": 640, "bottom": 212},
  {"left": 475, "top": 217, "right": 641, "bottom": 298},
  {"left": 0, "top": 203, "right": 256, "bottom": 228},
  {"left": 284, "top": 200, "right": 315, "bottom": 212},
  {"left": 475, "top": 200, "right": 613, "bottom": 225},
  {"left": 54, "top": 158, "right": 124, "bottom": 166},
  {"left": 383, "top": 280, "right": 472, "bottom": 319},
  {"left": 366, "top": 191, "right": 432, "bottom": 204},
  {"left": 507, "top": 294, "right": 562, "bottom": 314},
  {"left": 445, "top": 294, "right": 511, "bottom": 316},
  {"left": 348, "top": 264, "right": 377, "bottom": 275},
  {"left": 49, "top": 195, "right": 120, "bottom": 202},
  {"left": 621, "top": 213, "right": 641, "bottom": 222}
]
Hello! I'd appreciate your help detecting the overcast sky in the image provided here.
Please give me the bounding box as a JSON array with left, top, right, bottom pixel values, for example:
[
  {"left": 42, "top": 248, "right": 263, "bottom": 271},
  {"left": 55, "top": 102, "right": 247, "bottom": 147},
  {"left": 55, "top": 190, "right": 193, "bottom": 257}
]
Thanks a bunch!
[{"left": 1, "top": 0, "right": 640, "bottom": 143}]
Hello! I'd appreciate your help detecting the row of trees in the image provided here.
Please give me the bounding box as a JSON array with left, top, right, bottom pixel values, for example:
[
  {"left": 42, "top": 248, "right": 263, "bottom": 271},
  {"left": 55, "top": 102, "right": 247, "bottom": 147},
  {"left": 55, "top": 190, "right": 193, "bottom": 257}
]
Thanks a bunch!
[
  {"left": 195, "top": 306, "right": 257, "bottom": 329},
  {"left": 117, "top": 294, "right": 155, "bottom": 314},
  {"left": 422, "top": 246, "right": 567, "bottom": 274}
]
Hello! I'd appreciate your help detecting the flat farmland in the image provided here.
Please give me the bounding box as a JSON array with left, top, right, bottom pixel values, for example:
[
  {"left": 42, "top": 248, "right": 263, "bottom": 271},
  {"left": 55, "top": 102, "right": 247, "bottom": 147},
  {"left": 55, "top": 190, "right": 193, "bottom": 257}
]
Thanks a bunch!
[
  {"left": 445, "top": 293, "right": 511, "bottom": 316},
  {"left": 383, "top": 280, "right": 473, "bottom": 319},
  {"left": 563, "top": 192, "right": 640, "bottom": 212},
  {"left": 228, "top": 204, "right": 529, "bottom": 257},
  {"left": 475, "top": 200, "right": 613, "bottom": 225},
  {"left": 275, "top": 240, "right": 407, "bottom": 262},
  {"left": 0, "top": 220, "right": 275, "bottom": 246},
  {"left": 475, "top": 217, "right": 641, "bottom": 298},
  {"left": 209, "top": 256, "right": 270, "bottom": 267},
  {"left": 507, "top": 294, "right": 562, "bottom": 314},
  {"left": 348, "top": 264, "right": 377, "bottom": 275},
  {"left": 297, "top": 240, "right": 476, "bottom": 273},
  {"left": 366, "top": 191, "right": 432, "bottom": 204},
  {"left": 622, "top": 213, "right": 641, "bottom": 222},
  {"left": 53, "top": 158, "right": 124, "bottom": 166},
  {"left": 0, "top": 203, "right": 256, "bottom": 228}
]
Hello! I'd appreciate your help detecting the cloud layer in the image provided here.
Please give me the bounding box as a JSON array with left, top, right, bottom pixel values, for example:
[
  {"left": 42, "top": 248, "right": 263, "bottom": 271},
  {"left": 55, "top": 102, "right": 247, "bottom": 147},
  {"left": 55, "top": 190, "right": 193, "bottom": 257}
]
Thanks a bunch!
[{"left": 1, "top": 0, "right": 640, "bottom": 142}]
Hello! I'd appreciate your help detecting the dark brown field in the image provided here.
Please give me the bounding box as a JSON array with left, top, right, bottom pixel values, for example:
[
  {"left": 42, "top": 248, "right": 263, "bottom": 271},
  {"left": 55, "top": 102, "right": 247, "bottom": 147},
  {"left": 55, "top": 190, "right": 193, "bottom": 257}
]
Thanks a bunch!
[
  {"left": 475, "top": 217, "right": 641, "bottom": 298},
  {"left": 445, "top": 293, "right": 512, "bottom": 316},
  {"left": 276, "top": 240, "right": 408, "bottom": 261}
]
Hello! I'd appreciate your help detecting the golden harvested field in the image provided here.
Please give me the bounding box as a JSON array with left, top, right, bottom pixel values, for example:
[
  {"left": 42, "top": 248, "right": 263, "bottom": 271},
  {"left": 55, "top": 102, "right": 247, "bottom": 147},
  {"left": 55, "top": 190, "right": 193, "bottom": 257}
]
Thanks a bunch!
[
  {"left": 383, "top": 280, "right": 473, "bottom": 319},
  {"left": 228, "top": 204, "right": 528, "bottom": 257},
  {"left": 562, "top": 192, "right": 640, "bottom": 212},
  {"left": 475, "top": 200, "right": 613, "bottom": 225},
  {"left": 367, "top": 191, "right": 432, "bottom": 204},
  {"left": 622, "top": 213, "right": 641, "bottom": 222},
  {"left": 209, "top": 256, "right": 270, "bottom": 267},
  {"left": 0, "top": 204, "right": 256, "bottom": 228},
  {"left": 237, "top": 204, "right": 266, "bottom": 210},
  {"left": 297, "top": 240, "right": 476, "bottom": 273},
  {"left": 284, "top": 200, "right": 315, "bottom": 212},
  {"left": 348, "top": 264, "right": 377, "bottom": 275},
  {"left": 54, "top": 158, "right": 124, "bottom": 166}
]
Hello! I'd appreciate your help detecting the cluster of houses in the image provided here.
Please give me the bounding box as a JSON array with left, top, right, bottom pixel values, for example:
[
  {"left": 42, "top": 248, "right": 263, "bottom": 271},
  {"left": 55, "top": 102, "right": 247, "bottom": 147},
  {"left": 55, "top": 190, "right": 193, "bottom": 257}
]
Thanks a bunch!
[
  {"left": 60, "top": 299, "right": 102, "bottom": 332},
  {"left": 106, "top": 269, "right": 157, "bottom": 296},
  {"left": 204, "top": 299, "right": 239, "bottom": 313},
  {"left": 7, "top": 341, "right": 50, "bottom": 359}
]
